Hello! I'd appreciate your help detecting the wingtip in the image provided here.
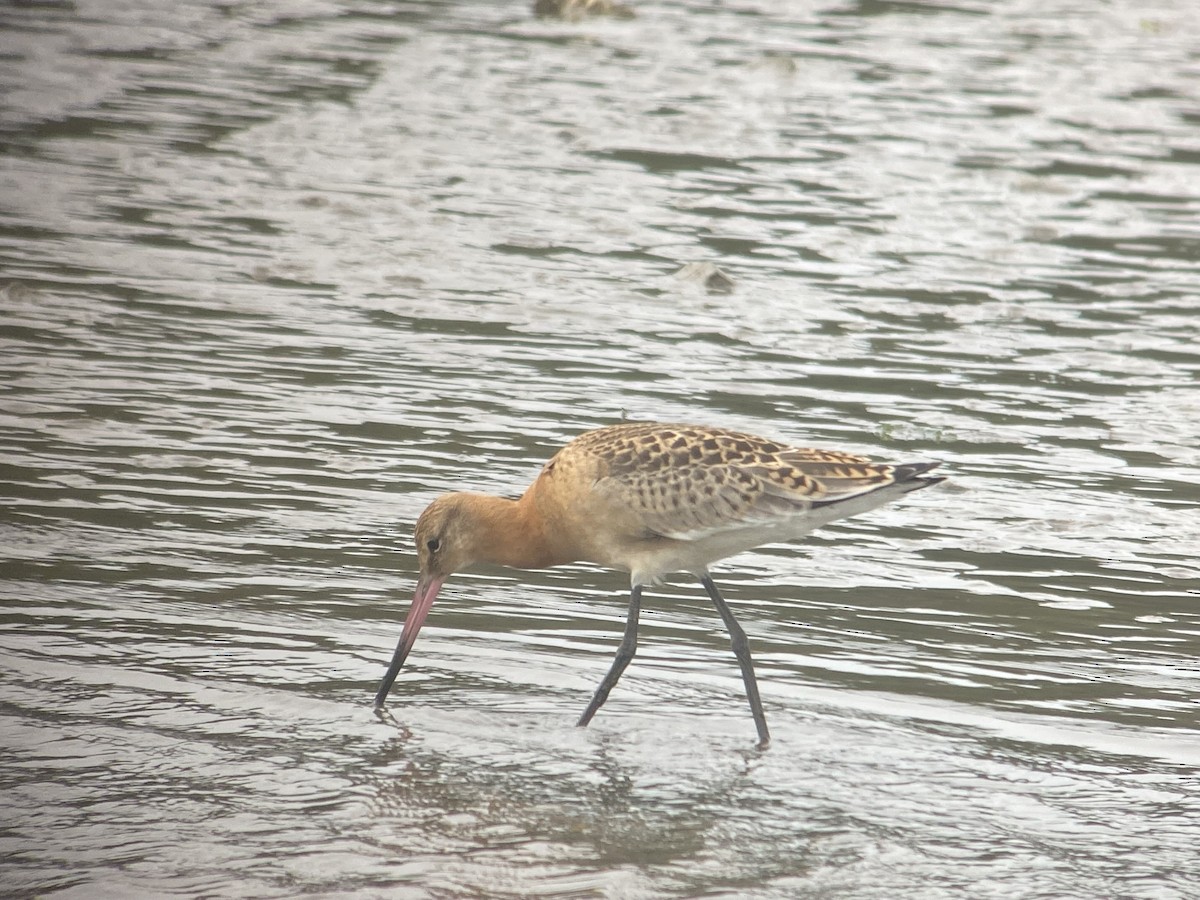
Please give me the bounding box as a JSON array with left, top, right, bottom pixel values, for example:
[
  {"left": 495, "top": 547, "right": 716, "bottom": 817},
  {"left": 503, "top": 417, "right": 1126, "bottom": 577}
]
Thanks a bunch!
[
  {"left": 807, "top": 461, "right": 944, "bottom": 509},
  {"left": 891, "top": 461, "right": 941, "bottom": 482},
  {"left": 893, "top": 461, "right": 945, "bottom": 494}
]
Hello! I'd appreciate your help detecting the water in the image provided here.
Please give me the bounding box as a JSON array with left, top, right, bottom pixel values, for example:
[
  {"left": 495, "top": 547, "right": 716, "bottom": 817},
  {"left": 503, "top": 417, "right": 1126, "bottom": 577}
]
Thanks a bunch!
[{"left": 2, "top": 0, "right": 1199, "bottom": 896}]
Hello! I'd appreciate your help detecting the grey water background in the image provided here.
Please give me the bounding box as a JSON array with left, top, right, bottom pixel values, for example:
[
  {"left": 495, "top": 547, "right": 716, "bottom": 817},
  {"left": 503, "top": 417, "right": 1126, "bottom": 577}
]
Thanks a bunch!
[{"left": 2, "top": 0, "right": 1199, "bottom": 896}]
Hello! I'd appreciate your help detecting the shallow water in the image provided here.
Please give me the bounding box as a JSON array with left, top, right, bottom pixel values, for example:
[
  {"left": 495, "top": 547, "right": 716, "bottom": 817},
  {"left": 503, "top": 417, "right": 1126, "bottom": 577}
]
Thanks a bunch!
[{"left": 2, "top": 0, "right": 1199, "bottom": 897}]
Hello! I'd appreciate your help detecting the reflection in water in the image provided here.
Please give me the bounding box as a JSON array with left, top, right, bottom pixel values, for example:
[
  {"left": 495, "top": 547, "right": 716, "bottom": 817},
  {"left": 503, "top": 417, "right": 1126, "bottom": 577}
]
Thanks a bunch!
[{"left": 2, "top": 0, "right": 1199, "bottom": 896}]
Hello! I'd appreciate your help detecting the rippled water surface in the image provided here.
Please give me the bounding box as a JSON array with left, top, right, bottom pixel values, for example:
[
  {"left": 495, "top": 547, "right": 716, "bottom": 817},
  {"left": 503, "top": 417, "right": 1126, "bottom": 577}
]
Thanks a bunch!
[{"left": 3, "top": 0, "right": 1199, "bottom": 897}]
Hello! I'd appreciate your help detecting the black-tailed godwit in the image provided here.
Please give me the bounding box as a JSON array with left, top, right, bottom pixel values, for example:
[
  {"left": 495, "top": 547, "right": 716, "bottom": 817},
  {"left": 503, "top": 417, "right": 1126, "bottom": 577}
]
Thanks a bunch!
[{"left": 374, "top": 422, "right": 944, "bottom": 748}]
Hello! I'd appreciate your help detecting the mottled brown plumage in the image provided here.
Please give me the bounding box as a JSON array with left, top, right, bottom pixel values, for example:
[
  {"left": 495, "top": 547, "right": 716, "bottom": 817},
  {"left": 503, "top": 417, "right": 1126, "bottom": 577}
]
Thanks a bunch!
[{"left": 375, "top": 422, "right": 944, "bottom": 748}]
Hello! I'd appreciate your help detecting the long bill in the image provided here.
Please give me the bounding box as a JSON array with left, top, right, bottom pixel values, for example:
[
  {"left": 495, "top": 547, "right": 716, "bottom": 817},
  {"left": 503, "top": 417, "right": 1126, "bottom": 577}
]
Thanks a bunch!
[{"left": 373, "top": 573, "right": 446, "bottom": 709}]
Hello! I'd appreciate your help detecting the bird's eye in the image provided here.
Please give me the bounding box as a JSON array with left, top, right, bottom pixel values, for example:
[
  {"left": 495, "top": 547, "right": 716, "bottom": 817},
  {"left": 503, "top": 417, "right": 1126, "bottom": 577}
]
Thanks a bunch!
[{"left": 426, "top": 538, "right": 441, "bottom": 553}]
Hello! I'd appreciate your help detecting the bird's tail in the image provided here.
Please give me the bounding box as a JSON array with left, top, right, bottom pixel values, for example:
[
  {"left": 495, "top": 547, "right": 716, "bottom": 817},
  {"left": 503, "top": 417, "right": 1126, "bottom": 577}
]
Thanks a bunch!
[
  {"left": 809, "top": 461, "right": 944, "bottom": 510},
  {"left": 888, "top": 461, "right": 945, "bottom": 493}
]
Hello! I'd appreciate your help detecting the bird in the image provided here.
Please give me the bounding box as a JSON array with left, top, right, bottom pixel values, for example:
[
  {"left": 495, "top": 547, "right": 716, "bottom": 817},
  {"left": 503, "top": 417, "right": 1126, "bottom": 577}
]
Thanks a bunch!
[{"left": 373, "top": 422, "right": 944, "bottom": 748}]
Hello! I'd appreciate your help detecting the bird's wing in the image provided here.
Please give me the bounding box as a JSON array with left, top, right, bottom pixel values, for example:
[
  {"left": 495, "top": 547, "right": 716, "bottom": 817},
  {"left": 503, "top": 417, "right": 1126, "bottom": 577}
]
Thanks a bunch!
[
  {"left": 574, "top": 424, "right": 915, "bottom": 541},
  {"left": 592, "top": 462, "right": 810, "bottom": 540},
  {"left": 593, "top": 448, "right": 914, "bottom": 541},
  {"left": 775, "top": 451, "right": 900, "bottom": 503}
]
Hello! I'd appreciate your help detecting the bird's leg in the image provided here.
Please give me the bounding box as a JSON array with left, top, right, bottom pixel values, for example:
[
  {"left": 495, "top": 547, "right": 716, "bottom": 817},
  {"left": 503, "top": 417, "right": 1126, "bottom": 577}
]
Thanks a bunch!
[
  {"left": 699, "top": 574, "right": 771, "bottom": 750},
  {"left": 577, "top": 584, "right": 642, "bottom": 727}
]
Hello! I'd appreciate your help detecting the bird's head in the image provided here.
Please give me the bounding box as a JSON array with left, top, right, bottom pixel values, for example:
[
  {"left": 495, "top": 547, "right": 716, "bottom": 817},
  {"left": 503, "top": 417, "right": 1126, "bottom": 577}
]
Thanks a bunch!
[
  {"left": 373, "top": 492, "right": 485, "bottom": 709},
  {"left": 412, "top": 492, "right": 481, "bottom": 583}
]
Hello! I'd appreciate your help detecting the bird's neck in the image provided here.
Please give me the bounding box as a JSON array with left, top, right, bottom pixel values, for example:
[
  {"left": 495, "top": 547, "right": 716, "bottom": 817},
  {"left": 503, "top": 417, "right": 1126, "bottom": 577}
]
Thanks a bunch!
[{"left": 463, "top": 491, "right": 571, "bottom": 571}]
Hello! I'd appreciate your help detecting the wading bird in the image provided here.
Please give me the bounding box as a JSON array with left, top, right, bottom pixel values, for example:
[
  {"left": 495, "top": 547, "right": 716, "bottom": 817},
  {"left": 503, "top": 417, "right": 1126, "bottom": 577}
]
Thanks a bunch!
[{"left": 374, "top": 422, "right": 943, "bottom": 748}]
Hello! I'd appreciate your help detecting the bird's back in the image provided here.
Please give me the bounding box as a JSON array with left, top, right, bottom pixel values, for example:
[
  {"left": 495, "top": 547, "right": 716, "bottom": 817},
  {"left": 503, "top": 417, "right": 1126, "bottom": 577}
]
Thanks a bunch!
[{"left": 526, "top": 423, "right": 942, "bottom": 584}]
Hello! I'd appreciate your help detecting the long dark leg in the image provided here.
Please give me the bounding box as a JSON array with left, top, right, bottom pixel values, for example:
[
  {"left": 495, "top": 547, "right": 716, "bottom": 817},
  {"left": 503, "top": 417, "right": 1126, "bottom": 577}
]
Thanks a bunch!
[
  {"left": 700, "top": 574, "right": 771, "bottom": 749},
  {"left": 578, "top": 585, "right": 642, "bottom": 727}
]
